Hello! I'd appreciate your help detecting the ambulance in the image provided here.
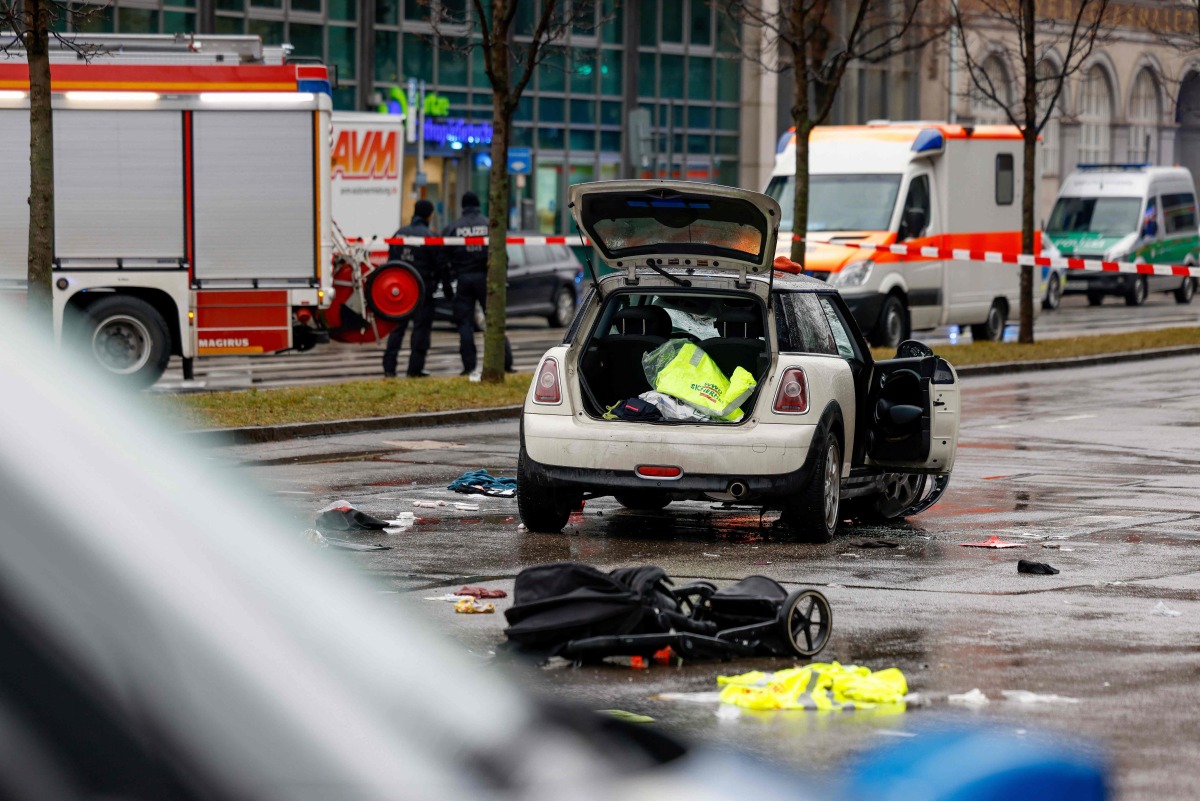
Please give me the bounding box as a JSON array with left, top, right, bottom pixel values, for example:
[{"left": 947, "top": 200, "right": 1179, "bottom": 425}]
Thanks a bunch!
[
  {"left": 0, "top": 34, "right": 334, "bottom": 387},
  {"left": 767, "top": 122, "right": 1034, "bottom": 347}
]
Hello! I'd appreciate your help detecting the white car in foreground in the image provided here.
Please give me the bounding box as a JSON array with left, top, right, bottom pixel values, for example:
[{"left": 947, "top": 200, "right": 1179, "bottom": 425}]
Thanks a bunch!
[{"left": 518, "top": 180, "right": 959, "bottom": 542}]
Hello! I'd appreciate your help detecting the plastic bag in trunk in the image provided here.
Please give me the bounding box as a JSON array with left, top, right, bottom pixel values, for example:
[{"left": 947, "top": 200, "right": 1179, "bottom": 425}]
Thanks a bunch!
[{"left": 641, "top": 340, "right": 757, "bottom": 421}]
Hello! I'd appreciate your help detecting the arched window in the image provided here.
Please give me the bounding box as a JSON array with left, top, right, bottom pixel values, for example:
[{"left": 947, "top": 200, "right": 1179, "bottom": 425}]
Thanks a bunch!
[
  {"left": 1129, "top": 68, "right": 1161, "bottom": 164},
  {"left": 1079, "top": 65, "right": 1113, "bottom": 164},
  {"left": 970, "top": 55, "right": 1012, "bottom": 125},
  {"left": 1037, "top": 60, "right": 1066, "bottom": 174}
]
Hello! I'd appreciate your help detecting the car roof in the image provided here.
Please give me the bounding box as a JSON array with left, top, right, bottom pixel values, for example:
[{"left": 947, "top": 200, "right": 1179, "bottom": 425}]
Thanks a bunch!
[{"left": 770, "top": 271, "right": 838, "bottom": 293}]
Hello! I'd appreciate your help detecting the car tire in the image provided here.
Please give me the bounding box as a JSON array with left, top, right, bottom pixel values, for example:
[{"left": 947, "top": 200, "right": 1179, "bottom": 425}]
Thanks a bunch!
[
  {"left": 1042, "top": 271, "right": 1063, "bottom": 311},
  {"left": 79, "top": 294, "right": 172, "bottom": 388},
  {"left": 1086, "top": 290, "right": 1105, "bottom": 307},
  {"left": 614, "top": 492, "right": 671, "bottom": 511},
  {"left": 780, "top": 433, "right": 841, "bottom": 543},
  {"left": 547, "top": 286, "right": 575, "bottom": 328},
  {"left": 870, "top": 295, "right": 908, "bottom": 349},
  {"left": 970, "top": 301, "right": 1005, "bottom": 342},
  {"left": 1174, "top": 277, "right": 1196, "bottom": 304},
  {"left": 1124, "top": 275, "right": 1148, "bottom": 306},
  {"left": 864, "top": 473, "right": 928, "bottom": 521},
  {"left": 516, "top": 446, "right": 572, "bottom": 533}
]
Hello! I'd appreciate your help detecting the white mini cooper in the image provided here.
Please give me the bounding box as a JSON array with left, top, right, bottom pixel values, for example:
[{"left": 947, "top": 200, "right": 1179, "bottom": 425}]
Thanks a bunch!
[{"left": 517, "top": 181, "right": 960, "bottom": 542}]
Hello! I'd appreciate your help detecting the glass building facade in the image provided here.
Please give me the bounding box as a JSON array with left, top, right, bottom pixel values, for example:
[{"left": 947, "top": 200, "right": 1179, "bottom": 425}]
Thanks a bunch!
[{"left": 60, "top": 0, "right": 749, "bottom": 233}]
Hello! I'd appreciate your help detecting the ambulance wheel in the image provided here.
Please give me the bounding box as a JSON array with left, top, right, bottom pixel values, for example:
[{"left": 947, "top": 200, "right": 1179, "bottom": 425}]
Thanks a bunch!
[
  {"left": 970, "top": 301, "right": 1006, "bottom": 342},
  {"left": 781, "top": 433, "right": 840, "bottom": 543},
  {"left": 614, "top": 492, "right": 671, "bottom": 511},
  {"left": 1086, "top": 291, "right": 1105, "bottom": 306},
  {"left": 870, "top": 295, "right": 908, "bottom": 349},
  {"left": 1124, "top": 275, "right": 1148, "bottom": 306},
  {"left": 517, "top": 447, "right": 573, "bottom": 533},
  {"left": 81, "top": 295, "right": 171, "bottom": 388},
  {"left": 1174, "top": 277, "right": 1196, "bottom": 304},
  {"left": 779, "top": 589, "right": 832, "bottom": 658}
]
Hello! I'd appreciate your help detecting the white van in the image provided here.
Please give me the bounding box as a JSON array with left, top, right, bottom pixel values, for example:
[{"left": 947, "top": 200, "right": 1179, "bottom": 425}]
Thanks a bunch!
[
  {"left": 1045, "top": 165, "right": 1199, "bottom": 306},
  {"left": 767, "top": 123, "right": 1033, "bottom": 347}
]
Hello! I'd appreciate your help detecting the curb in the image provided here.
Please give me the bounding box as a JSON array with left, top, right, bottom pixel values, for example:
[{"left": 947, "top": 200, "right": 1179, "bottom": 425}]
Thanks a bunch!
[
  {"left": 187, "top": 345, "right": 1200, "bottom": 444},
  {"left": 188, "top": 404, "right": 523, "bottom": 445}
]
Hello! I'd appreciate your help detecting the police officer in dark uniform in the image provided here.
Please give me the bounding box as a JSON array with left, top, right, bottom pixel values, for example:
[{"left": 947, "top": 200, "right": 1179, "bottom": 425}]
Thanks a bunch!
[
  {"left": 441, "top": 191, "right": 513, "bottom": 375},
  {"left": 382, "top": 199, "right": 439, "bottom": 378}
]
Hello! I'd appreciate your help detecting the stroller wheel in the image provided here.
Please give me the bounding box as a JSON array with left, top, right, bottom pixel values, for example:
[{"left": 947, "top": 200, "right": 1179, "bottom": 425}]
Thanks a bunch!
[{"left": 779, "top": 589, "right": 832, "bottom": 657}]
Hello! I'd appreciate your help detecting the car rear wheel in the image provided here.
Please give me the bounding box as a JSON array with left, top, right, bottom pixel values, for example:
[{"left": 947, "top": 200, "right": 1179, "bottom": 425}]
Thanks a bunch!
[
  {"left": 614, "top": 492, "right": 671, "bottom": 511},
  {"left": 1042, "top": 271, "right": 1063, "bottom": 311},
  {"left": 870, "top": 295, "right": 908, "bottom": 349},
  {"left": 516, "top": 447, "right": 573, "bottom": 533},
  {"left": 970, "top": 301, "right": 1005, "bottom": 342},
  {"left": 1174, "top": 277, "right": 1196, "bottom": 304},
  {"left": 547, "top": 286, "right": 575, "bottom": 328},
  {"left": 1124, "top": 275, "right": 1148, "bottom": 306},
  {"left": 780, "top": 433, "right": 840, "bottom": 543}
]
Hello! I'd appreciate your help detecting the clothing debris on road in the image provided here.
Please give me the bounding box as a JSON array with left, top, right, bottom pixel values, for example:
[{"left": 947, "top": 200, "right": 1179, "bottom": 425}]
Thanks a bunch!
[
  {"left": 454, "top": 597, "right": 495, "bottom": 614},
  {"left": 315, "top": 499, "right": 390, "bottom": 531},
  {"left": 1150, "top": 600, "right": 1182, "bottom": 617},
  {"left": 960, "top": 536, "right": 1023, "bottom": 549},
  {"left": 454, "top": 586, "right": 507, "bottom": 599},
  {"left": 852, "top": 540, "right": 900, "bottom": 549},
  {"left": 322, "top": 537, "right": 390, "bottom": 552},
  {"left": 717, "top": 662, "right": 907, "bottom": 712},
  {"left": 1001, "top": 690, "right": 1081, "bottom": 704},
  {"left": 448, "top": 469, "right": 517, "bottom": 497},
  {"left": 598, "top": 710, "right": 655, "bottom": 723},
  {"left": 947, "top": 688, "right": 990, "bottom": 707},
  {"left": 1018, "top": 559, "right": 1061, "bottom": 575}
]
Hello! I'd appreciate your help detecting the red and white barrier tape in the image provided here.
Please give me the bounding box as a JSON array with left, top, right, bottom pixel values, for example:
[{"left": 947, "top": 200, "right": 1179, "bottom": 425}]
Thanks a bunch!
[
  {"left": 348, "top": 235, "right": 590, "bottom": 247},
  {"left": 791, "top": 237, "right": 1200, "bottom": 279}
]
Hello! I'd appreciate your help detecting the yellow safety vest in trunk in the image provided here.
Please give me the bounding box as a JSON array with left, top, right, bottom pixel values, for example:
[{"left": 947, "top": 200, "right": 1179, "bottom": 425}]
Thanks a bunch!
[{"left": 642, "top": 340, "right": 757, "bottom": 421}]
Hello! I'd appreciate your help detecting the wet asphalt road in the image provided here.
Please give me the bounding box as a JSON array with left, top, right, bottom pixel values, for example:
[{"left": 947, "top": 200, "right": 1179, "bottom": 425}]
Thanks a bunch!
[{"left": 208, "top": 354, "right": 1200, "bottom": 799}]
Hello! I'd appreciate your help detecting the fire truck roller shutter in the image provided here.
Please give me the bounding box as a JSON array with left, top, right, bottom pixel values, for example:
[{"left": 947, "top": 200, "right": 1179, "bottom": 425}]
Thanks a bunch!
[
  {"left": 0, "top": 111, "right": 30, "bottom": 280},
  {"left": 192, "top": 111, "right": 316, "bottom": 281},
  {"left": 54, "top": 111, "right": 184, "bottom": 260}
]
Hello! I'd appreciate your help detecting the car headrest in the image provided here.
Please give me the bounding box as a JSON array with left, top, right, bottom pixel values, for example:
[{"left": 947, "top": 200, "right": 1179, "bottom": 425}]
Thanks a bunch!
[
  {"left": 614, "top": 306, "right": 671, "bottom": 337},
  {"left": 716, "top": 308, "right": 762, "bottom": 339}
]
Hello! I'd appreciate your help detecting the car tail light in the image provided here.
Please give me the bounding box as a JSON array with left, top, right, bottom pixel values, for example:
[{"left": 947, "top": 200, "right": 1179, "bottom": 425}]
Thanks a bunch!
[
  {"left": 773, "top": 367, "right": 809, "bottom": 414},
  {"left": 636, "top": 465, "right": 682, "bottom": 479},
  {"left": 533, "top": 357, "right": 562, "bottom": 405}
]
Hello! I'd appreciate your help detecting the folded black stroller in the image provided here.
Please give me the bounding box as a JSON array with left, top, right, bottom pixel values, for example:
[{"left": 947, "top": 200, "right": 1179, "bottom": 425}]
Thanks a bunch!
[{"left": 503, "top": 562, "right": 831, "bottom": 662}]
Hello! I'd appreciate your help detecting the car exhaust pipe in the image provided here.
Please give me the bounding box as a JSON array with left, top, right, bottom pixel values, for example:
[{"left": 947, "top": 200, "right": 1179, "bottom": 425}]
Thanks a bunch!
[{"left": 728, "top": 480, "right": 749, "bottom": 500}]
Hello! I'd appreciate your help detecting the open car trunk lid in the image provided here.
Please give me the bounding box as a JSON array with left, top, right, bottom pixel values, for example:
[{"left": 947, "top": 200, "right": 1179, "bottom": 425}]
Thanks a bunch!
[{"left": 569, "top": 181, "right": 781, "bottom": 280}]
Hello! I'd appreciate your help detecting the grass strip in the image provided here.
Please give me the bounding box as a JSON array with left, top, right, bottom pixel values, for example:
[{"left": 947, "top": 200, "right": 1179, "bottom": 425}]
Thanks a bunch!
[
  {"left": 159, "top": 374, "right": 532, "bottom": 430},
  {"left": 869, "top": 326, "right": 1200, "bottom": 366},
  {"left": 162, "top": 326, "right": 1200, "bottom": 430}
]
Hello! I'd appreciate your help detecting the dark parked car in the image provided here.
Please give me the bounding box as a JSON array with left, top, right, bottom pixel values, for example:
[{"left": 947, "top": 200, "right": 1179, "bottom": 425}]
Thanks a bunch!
[{"left": 434, "top": 238, "right": 584, "bottom": 328}]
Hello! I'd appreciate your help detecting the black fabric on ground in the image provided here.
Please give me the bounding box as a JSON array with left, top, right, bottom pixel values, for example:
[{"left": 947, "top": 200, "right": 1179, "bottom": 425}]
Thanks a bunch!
[
  {"left": 1018, "top": 559, "right": 1060, "bottom": 575},
  {"left": 315, "top": 508, "right": 390, "bottom": 531},
  {"left": 504, "top": 563, "right": 649, "bottom": 651},
  {"left": 852, "top": 540, "right": 901, "bottom": 548}
]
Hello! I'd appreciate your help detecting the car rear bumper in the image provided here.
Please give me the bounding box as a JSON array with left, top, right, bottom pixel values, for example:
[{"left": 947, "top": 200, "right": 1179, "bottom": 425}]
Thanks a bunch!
[{"left": 522, "top": 412, "right": 820, "bottom": 497}]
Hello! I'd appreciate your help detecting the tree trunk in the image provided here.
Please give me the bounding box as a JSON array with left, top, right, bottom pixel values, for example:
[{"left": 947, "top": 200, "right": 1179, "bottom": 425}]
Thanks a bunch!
[
  {"left": 25, "top": 0, "right": 55, "bottom": 328},
  {"left": 1018, "top": 0, "right": 1037, "bottom": 344},
  {"left": 789, "top": 32, "right": 811, "bottom": 266},
  {"left": 481, "top": 29, "right": 512, "bottom": 384}
]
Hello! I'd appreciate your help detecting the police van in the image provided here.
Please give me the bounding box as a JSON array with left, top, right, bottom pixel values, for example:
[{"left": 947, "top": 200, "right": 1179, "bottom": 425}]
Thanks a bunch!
[
  {"left": 768, "top": 122, "right": 1036, "bottom": 347},
  {"left": 1045, "top": 164, "right": 1199, "bottom": 306}
]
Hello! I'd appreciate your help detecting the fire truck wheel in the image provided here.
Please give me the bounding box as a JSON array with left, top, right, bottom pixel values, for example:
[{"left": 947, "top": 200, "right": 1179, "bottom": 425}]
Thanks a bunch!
[
  {"left": 366, "top": 262, "right": 424, "bottom": 322},
  {"left": 82, "top": 295, "right": 171, "bottom": 388}
]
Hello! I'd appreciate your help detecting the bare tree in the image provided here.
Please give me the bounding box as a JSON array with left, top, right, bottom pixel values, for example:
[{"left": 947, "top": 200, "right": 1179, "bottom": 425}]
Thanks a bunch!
[
  {"left": 1, "top": 2, "right": 103, "bottom": 329},
  {"left": 430, "top": 0, "right": 599, "bottom": 384},
  {"left": 725, "top": 0, "right": 947, "bottom": 266},
  {"left": 953, "top": 0, "right": 1110, "bottom": 343}
]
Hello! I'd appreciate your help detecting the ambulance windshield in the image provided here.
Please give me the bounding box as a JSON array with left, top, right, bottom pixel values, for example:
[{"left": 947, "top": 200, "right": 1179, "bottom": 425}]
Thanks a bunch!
[{"left": 767, "top": 174, "right": 902, "bottom": 233}]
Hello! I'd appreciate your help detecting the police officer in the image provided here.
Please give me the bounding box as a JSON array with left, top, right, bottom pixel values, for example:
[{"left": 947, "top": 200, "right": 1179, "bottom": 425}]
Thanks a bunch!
[
  {"left": 441, "top": 191, "right": 513, "bottom": 375},
  {"left": 382, "top": 199, "right": 439, "bottom": 378}
]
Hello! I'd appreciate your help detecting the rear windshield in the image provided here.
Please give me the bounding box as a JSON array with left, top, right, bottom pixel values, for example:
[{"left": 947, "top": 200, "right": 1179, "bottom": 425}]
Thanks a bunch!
[
  {"left": 582, "top": 193, "right": 767, "bottom": 263},
  {"left": 1048, "top": 196, "right": 1141, "bottom": 235}
]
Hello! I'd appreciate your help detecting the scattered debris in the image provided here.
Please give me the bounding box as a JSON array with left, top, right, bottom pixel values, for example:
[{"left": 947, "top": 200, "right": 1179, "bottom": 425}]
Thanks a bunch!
[
  {"left": 448, "top": 469, "right": 517, "bottom": 498},
  {"left": 1018, "top": 560, "right": 1060, "bottom": 575},
  {"left": 1151, "top": 601, "right": 1182, "bottom": 617},
  {"left": 454, "top": 598, "right": 495, "bottom": 614},
  {"left": 302, "top": 528, "right": 328, "bottom": 548},
  {"left": 517, "top": 523, "right": 528, "bottom": 531},
  {"left": 425, "top": 593, "right": 465, "bottom": 603},
  {"left": 323, "top": 538, "right": 391, "bottom": 552},
  {"left": 315, "top": 500, "right": 389, "bottom": 531},
  {"left": 653, "top": 692, "right": 723, "bottom": 704},
  {"left": 599, "top": 710, "right": 655, "bottom": 723},
  {"left": 839, "top": 552, "right": 862, "bottom": 559},
  {"left": 453, "top": 502, "right": 481, "bottom": 512},
  {"left": 947, "top": 689, "right": 990, "bottom": 707},
  {"left": 852, "top": 540, "right": 900, "bottom": 549},
  {"left": 961, "top": 536, "right": 1022, "bottom": 549},
  {"left": 1041, "top": 543, "right": 1074, "bottom": 550},
  {"left": 1001, "top": 690, "right": 1080, "bottom": 705},
  {"left": 412, "top": 500, "right": 446, "bottom": 509},
  {"left": 455, "top": 586, "right": 507, "bottom": 599},
  {"left": 702, "top": 552, "right": 721, "bottom": 558}
]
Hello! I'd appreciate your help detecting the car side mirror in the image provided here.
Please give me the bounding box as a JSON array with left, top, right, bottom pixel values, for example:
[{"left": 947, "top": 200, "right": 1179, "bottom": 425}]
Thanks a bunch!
[{"left": 902, "top": 208, "right": 927, "bottom": 240}]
